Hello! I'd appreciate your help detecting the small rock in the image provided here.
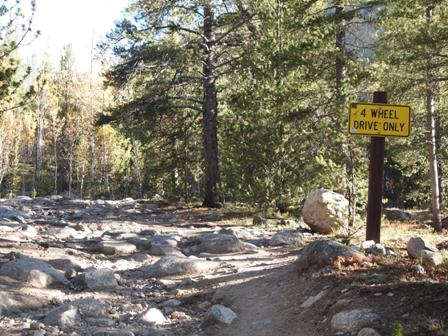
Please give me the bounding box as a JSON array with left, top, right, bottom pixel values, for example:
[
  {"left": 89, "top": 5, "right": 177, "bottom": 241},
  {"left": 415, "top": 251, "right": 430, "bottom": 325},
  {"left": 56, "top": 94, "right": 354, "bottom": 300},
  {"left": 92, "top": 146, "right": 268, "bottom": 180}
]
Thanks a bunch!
[
  {"left": 183, "top": 233, "right": 254, "bottom": 255},
  {"left": 151, "top": 234, "right": 181, "bottom": 247},
  {"left": 73, "top": 298, "right": 106, "bottom": 318},
  {"left": 140, "top": 308, "right": 167, "bottom": 325},
  {"left": 163, "top": 306, "right": 174, "bottom": 315},
  {"left": 0, "top": 258, "right": 69, "bottom": 288},
  {"left": 127, "top": 237, "right": 152, "bottom": 251},
  {"left": 407, "top": 236, "right": 438, "bottom": 257},
  {"left": 365, "top": 244, "right": 386, "bottom": 256},
  {"left": 253, "top": 215, "right": 267, "bottom": 225},
  {"left": 407, "top": 236, "right": 443, "bottom": 266},
  {"left": 180, "top": 277, "right": 194, "bottom": 286},
  {"left": 300, "top": 290, "right": 327, "bottom": 308},
  {"left": 206, "top": 213, "right": 224, "bottom": 221},
  {"left": 296, "top": 240, "right": 367, "bottom": 273},
  {"left": 157, "top": 279, "right": 177, "bottom": 289},
  {"left": 162, "top": 299, "right": 181, "bottom": 308},
  {"left": 211, "top": 289, "right": 226, "bottom": 304},
  {"left": 205, "top": 304, "right": 237, "bottom": 324},
  {"left": 44, "top": 305, "right": 81, "bottom": 328},
  {"left": 142, "top": 256, "right": 216, "bottom": 277},
  {"left": 170, "top": 288, "right": 187, "bottom": 296},
  {"left": 30, "top": 321, "right": 44, "bottom": 330},
  {"left": 421, "top": 250, "right": 443, "bottom": 267},
  {"left": 383, "top": 208, "right": 416, "bottom": 221},
  {"left": 357, "top": 328, "right": 381, "bottom": 336},
  {"left": 48, "top": 227, "right": 82, "bottom": 239},
  {"left": 27, "top": 269, "right": 54, "bottom": 288},
  {"left": 92, "top": 329, "right": 135, "bottom": 336},
  {"left": 331, "top": 309, "right": 380, "bottom": 332},
  {"left": 150, "top": 245, "right": 184, "bottom": 257},
  {"left": 139, "top": 229, "right": 158, "bottom": 237},
  {"left": 386, "top": 248, "right": 396, "bottom": 256},
  {"left": 32, "top": 331, "right": 45, "bottom": 336},
  {"left": 21, "top": 224, "right": 37, "bottom": 239},
  {"left": 44, "top": 298, "right": 106, "bottom": 329},
  {"left": 98, "top": 241, "right": 137, "bottom": 255},
  {"left": 0, "top": 207, "right": 30, "bottom": 219},
  {"left": 437, "top": 239, "right": 448, "bottom": 250},
  {"left": 328, "top": 299, "right": 351, "bottom": 315},
  {"left": 411, "top": 264, "right": 426, "bottom": 275},
  {"left": 198, "top": 301, "right": 211, "bottom": 310},
  {"left": 269, "top": 230, "right": 304, "bottom": 247},
  {"left": 360, "top": 241, "right": 376, "bottom": 250},
  {"left": 252, "top": 319, "right": 272, "bottom": 329},
  {"left": 73, "top": 268, "right": 118, "bottom": 290},
  {"left": 84, "top": 317, "right": 116, "bottom": 327},
  {"left": 0, "top": 292, "right": 11, "bottom": 315},
  {"left": 170, "top": 311, "right": 189, "bottom": 320},
  {"left": 64, "top": 268, "right": 77, "bottom": 280}
]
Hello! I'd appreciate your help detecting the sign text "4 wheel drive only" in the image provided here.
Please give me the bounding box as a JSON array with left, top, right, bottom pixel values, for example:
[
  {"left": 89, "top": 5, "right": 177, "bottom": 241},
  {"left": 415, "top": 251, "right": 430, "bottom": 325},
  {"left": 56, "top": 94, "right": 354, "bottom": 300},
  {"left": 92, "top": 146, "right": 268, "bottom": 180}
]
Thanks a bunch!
[{"left": 348, "top": 102, "right": 411, "bottom": 137}]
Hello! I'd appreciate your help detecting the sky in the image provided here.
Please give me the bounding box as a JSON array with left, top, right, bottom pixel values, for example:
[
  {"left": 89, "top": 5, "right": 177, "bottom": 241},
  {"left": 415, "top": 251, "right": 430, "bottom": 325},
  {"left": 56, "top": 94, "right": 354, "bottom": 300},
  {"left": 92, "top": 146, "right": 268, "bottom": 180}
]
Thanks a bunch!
[{"left": 21, "top": 0, "right": 129, "bottom": 73}]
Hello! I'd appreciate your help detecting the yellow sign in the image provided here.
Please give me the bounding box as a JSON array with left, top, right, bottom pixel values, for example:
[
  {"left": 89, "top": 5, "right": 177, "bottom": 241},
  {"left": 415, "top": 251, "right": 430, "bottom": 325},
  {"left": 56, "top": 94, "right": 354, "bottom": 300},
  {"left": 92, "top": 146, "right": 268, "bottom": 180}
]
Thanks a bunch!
[{"left": 348, "top": 102, "right": 411, "bottom": 137}]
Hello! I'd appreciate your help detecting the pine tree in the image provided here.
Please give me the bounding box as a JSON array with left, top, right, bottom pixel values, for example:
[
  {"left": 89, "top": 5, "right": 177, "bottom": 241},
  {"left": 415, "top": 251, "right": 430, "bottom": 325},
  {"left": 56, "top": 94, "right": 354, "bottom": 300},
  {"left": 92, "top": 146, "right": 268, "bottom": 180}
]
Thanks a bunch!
[
  {"left": 376, "top": 0, "right": 448, "bottom": 230},
  {"left": 102, "top": 0, "right": 256, "bottom": 207}
]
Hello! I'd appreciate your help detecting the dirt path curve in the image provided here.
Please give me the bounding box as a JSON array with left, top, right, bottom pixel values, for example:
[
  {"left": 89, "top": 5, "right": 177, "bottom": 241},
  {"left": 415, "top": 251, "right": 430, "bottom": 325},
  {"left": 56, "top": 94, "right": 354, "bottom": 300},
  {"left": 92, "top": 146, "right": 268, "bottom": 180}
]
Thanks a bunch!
[{"left": 206, "top": 260, "right": 318, "bottom": 336}]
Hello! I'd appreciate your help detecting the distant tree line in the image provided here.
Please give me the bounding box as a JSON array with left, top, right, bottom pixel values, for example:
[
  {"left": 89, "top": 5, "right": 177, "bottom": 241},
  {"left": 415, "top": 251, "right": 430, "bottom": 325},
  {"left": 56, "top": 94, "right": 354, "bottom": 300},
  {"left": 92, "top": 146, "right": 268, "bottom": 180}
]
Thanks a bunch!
[{"left": 2, "top": 0, "right": 448, "bottom": 230}]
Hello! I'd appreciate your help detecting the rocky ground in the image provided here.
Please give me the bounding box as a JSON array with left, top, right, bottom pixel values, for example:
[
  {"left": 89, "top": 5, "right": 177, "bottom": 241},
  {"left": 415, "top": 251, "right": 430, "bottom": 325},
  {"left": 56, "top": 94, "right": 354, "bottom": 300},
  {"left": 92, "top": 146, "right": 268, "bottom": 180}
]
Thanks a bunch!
[{"left": 0, "top": 196, "right": 446, "bottom": 336}]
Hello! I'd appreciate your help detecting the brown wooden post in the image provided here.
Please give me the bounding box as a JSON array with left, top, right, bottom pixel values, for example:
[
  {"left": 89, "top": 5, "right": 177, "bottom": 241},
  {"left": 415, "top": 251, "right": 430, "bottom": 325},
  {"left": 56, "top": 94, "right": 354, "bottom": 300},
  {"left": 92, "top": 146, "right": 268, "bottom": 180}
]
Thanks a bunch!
[{"left": 366, "top": 91, "right": 387, "bottom": 243}]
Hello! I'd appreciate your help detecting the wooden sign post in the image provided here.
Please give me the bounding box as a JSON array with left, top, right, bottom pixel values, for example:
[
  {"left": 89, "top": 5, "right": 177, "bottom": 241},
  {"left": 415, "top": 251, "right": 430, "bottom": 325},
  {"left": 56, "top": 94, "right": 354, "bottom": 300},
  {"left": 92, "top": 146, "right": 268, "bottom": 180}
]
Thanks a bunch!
[
  {"left": 366, "top": 92, "right": 387, "bottom": 243},
  {"left": 348, "top": 91, "right": 411, "bottom": 243}
]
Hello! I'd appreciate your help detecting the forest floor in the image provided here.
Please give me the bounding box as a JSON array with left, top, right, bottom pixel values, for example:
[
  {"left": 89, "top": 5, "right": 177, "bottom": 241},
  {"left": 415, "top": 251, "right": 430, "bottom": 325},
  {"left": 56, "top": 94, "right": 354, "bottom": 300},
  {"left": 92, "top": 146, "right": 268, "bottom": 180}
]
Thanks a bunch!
[{"left": 0, "top": 197, "right": 446, "bottom": 336}]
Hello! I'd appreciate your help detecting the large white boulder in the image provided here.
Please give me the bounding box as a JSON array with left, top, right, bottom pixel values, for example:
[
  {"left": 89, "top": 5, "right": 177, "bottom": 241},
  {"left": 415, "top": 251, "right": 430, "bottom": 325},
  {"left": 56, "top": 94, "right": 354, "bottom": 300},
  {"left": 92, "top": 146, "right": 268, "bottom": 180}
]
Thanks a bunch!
[{"left": 303, "top": 189, "right": 349, "bottom": 234}]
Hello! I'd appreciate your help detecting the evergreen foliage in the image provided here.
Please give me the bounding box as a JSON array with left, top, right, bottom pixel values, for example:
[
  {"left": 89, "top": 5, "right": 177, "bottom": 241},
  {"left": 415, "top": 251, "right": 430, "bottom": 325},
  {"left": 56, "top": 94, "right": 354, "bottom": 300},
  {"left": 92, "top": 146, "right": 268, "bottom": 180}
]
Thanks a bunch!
[{"left": 0, "top": 0, "right": 446, "bottom": 229}]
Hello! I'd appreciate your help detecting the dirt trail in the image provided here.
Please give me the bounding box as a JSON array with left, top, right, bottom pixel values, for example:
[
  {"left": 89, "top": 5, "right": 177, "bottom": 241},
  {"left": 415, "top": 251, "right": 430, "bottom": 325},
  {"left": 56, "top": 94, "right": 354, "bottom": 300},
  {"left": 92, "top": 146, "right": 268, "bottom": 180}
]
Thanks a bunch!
[
  {"left": 206, "top": 261, "right": 318, "bottom": 336},
  {"left": 0, "top": 197, "right": 326, "bottom": 336}
]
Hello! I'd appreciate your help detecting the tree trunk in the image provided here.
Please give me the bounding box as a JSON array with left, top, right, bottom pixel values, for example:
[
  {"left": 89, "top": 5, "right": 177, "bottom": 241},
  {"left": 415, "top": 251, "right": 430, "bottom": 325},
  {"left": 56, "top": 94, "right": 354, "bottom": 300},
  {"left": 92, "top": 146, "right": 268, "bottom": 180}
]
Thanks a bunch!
[
  {"left": 334, "top": 2, "right": 354, "bottom": 226},
  {"left": 80, "top": 165, "right": 85, "bottom": 199},
  {"left": 89, "top": 30, "right": 97, "bottom": 195},
  {"left": 68, "top": 150, "right": 73, "bottom": 198},
  {"left": 34, "top": 89, "right": 45, "bottom": 196},
  {"left": 426, "top": 4, "right": 442, "bottom": 232},
  {"left": 335, "top": 2, "right": 345, "bottom": 108},
  {"left": 426, "top": 87, "right": 441, "bottom": 231},
  {"left": 170, "top": 136, "right": 178, "bottom": 198},
  {"left": 0, "top": 136, "right": 4, "bottom": 186},
  {"left": 201, "top": 3, "right": 222, "bottom": 208},
  {"left": 90, "top": 129, "right": 96, "bottom": 187},
  {"left": 183, "top": 114, "right": 189, "bottom": 201},
  {"left": 102, "top": 145, "right": 111, "bottom": 199},
  {"left": 131, "top": 136, "right": 143, "bottom": 198},
  {"left": 53, "top": 131, "right": 58, "bottom": 195}
]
